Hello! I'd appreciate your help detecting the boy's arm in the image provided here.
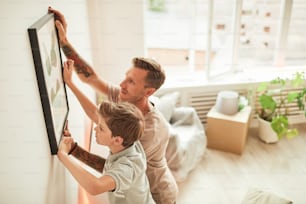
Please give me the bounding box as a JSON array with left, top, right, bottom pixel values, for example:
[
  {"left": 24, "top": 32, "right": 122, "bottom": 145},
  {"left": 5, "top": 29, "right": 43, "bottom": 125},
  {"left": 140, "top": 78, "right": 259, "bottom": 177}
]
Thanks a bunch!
[
  {"left": 58, "top": 137, "right": 115, "bottom": 195},
  {"left": 67, "top": 81, "right": 99, "bottom": 124},
  {"left": 70, "top": 143, "right": 106, "bottom": 173},
  {"left": 57, "top": 150, "right": 115, "bottom": 195},
  {"left": 63, "top": 60, "right": 97, "bottom": 124}
]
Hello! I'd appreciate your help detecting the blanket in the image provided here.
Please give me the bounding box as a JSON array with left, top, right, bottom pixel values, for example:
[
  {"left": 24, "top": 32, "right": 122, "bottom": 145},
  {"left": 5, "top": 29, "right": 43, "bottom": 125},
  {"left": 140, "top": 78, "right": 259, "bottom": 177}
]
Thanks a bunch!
[{"left": 165, "top": 106, "right": 207, "bottom": 182}]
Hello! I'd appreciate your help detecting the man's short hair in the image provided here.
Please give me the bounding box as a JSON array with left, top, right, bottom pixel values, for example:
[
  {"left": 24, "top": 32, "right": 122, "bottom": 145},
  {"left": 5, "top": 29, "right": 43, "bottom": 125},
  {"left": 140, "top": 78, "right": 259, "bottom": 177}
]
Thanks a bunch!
[{"left": 132, "top": 57, "right": 166, "bottom": 90}]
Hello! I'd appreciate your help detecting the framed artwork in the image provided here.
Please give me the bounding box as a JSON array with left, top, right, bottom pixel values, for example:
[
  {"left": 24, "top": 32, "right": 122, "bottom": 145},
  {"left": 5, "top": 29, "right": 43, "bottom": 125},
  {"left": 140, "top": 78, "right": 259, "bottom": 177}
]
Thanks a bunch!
[{"left": 28, "top": 13, "right": 69, "bottom": 155}]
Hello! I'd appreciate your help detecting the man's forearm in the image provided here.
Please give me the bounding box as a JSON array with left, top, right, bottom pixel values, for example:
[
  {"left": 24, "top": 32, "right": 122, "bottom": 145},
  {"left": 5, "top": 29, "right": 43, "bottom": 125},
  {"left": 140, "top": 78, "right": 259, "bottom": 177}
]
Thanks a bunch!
[
  {"left": 70, "top": 144, "right": 106, "bottom": 173},
  {"left": 61, "top": 40, "right": 109, "bottom": 96},
  {"left": 61, "top": 42, "right": 95, "bottom": 80}
]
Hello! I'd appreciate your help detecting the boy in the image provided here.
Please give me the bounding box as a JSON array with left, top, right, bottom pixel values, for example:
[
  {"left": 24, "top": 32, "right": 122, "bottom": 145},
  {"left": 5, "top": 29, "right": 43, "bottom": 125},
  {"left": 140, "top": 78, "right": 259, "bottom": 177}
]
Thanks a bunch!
[{"left": 57, "top": 100, "right": 155, "bottom": 204}]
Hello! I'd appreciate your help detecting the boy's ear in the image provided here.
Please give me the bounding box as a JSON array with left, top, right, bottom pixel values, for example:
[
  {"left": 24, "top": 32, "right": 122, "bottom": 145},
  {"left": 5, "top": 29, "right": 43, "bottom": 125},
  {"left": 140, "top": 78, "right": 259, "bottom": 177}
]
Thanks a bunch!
[{"left": 113, "top": 136, "right": 124, "bottom": 146}]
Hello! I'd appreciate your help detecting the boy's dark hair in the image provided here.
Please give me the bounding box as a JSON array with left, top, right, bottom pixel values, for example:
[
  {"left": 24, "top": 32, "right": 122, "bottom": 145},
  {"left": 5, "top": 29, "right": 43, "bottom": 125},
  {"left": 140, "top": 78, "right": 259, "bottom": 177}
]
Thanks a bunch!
[
  {"left": 132, "top": 57, "right": 166, "bottom": 90},
  {"left": 98, "top": 101, "right": 144, "bottom": 147}
]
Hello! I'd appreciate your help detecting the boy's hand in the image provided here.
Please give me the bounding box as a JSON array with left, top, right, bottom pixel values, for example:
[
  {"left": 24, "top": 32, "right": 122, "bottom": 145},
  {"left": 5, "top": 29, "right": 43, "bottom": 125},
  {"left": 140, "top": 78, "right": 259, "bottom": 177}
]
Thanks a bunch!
[
  {"left": 63, "top": 120, "right": 71, "bottom": 137},
  {"left": 63, "top": 60, "right": 74, "bottom": 86},
  {"left": 59, "top": 119, "right": 74, "bottom": 154},
  {"left": 59, "top": 137, "right": 75, "bottom": 154}
]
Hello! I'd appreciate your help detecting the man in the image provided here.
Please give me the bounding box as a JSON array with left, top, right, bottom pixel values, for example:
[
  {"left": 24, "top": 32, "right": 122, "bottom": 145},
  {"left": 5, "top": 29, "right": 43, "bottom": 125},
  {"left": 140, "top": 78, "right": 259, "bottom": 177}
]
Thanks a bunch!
[{"left": 49, "top": 7, "right": 178, "bottom": 204}]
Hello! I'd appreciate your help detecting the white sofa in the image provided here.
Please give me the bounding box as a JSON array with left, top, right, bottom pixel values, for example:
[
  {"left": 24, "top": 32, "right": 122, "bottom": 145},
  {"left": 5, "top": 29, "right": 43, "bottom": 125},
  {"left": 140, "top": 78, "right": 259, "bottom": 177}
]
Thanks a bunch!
[{"left": 150, "top": 92, "right": 207, "bottom": 182}]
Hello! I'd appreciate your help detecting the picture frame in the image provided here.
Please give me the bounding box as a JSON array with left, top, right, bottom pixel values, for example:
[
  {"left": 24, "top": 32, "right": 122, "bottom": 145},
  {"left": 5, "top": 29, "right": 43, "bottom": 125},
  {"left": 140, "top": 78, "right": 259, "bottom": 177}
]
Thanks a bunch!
[{"left": 28, "top": 13, "right": 69, "bottom": 155}]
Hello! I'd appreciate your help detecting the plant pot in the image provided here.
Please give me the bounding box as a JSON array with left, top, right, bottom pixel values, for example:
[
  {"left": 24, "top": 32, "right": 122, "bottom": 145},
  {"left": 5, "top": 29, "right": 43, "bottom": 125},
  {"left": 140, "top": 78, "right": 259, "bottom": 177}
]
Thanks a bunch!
[{"left": 257, "top": 116, "right": 278, "bottom": 143}]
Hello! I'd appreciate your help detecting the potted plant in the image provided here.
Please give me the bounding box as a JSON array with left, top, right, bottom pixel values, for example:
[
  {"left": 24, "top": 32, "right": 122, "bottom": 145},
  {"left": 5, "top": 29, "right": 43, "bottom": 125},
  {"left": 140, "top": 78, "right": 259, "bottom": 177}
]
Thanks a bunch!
[{"left": 256, "top": 71, "right": 306, "bottom": 143}]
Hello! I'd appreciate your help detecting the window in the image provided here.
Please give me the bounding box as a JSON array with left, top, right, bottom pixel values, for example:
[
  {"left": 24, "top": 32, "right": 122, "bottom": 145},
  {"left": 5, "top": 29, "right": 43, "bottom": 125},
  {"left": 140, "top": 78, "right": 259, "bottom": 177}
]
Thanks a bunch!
[
  {"left": 144, "top": 0, "right": 306, "bottom": 81},
  {"left": 286, "top": 1, "right": 306, "bottom": 66}
]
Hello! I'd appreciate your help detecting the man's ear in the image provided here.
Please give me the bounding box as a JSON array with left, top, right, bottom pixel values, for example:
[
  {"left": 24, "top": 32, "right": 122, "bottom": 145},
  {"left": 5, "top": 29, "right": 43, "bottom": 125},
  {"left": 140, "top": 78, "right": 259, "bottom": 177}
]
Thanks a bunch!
[
  {"left": 113, "top": 136, "right": 124, "bottom": 146},
  {"left": 145, "top": 87, "right": 156, "bottom": 97}
]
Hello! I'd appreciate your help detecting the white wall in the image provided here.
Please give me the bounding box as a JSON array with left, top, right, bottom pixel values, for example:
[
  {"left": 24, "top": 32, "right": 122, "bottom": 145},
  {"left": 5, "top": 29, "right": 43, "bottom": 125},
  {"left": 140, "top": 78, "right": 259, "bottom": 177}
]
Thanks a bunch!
[
  {"left": 0, "top": 1, "right": 94, "bottom": 203},
  {"left": 87, "top": 0, "right": 145, "bottom": 85}
]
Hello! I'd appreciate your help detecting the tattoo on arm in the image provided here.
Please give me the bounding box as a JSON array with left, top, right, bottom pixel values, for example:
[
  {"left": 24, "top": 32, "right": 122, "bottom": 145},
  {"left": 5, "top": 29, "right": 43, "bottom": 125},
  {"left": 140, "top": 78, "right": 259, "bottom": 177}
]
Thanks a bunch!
[
  {"left": 62, "top": 45, "right": 94, "bottom": 78},
  {"left": 71, "top": 145, "right": 106, "bottom": 173}
]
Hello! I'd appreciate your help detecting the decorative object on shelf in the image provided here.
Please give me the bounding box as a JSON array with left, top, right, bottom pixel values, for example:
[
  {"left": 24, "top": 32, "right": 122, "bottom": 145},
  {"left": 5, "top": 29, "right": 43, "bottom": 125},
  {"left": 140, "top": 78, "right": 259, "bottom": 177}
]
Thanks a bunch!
[
  {"left": 215, "top": 91, "right": 248, "bottom": 115},
  {"left": 215, "top": 91, "right": 239, "bottom": 115},
  {"left": 256, "top": 72, "right": 306, "bottom": 143},
  {"left": 28, "top": 13, "right": 69, "bottom": 155}
]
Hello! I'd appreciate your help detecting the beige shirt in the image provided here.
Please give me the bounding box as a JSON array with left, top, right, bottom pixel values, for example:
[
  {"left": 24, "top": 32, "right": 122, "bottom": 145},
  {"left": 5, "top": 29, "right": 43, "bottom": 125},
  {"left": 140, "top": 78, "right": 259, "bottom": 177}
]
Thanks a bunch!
[{"left": 108, "top": 85, "right": 178, "bottom": 204}]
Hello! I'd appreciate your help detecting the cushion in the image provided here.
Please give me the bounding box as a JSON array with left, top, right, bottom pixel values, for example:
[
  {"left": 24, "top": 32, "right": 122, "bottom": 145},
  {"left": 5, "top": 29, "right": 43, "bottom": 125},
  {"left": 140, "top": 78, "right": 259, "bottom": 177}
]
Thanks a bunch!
[
  {"left": 150, "top": 92, "right": 180, "bottom": 121},
  {"left": 241, "top": 188, "right": 293, "bottom": 204}
]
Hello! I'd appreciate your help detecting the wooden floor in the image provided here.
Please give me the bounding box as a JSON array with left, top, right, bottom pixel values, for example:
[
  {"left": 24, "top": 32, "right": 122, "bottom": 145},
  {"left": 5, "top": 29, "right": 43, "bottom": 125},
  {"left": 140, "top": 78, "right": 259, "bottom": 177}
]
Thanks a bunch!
[{"left": 176, "top": 124, "right": 306, "bottom": 204}]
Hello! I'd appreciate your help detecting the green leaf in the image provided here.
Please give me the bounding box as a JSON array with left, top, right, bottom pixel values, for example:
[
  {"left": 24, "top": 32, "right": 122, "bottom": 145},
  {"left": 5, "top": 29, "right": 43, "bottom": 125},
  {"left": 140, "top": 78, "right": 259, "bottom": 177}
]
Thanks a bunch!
[
  {"left": 271, "top": 115, "right": 299, "bottom": 139},
  {"left": 259, "top": 94, "right": 276, "bottom": 112},
  {"left": 291, "top": 72, "right": 305, "bottom": 87},
  {"left": 297, "top": 97, "right": 305, "bottom": 110},
  {"left": 271, "top": 77, "right": 286, "bottom": 86},
  {"left": 287, "top": 92, "right": 299, "bottom": 103},
  {"left": 257, "top": 82, "right": 269, "bottom": 92},
  {"left": 296, "top": 89, "right": 306, "bottom": 110},
  {"left": 271, "top": 115, "right": 288, "bottom": 139}
]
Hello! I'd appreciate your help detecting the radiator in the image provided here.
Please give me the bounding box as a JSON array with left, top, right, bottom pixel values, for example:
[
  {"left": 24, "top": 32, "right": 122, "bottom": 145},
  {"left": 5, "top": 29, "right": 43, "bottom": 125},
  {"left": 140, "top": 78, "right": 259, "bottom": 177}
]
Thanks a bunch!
[{"left": 157, "top": 83, "right": 305, "bottom": 126}]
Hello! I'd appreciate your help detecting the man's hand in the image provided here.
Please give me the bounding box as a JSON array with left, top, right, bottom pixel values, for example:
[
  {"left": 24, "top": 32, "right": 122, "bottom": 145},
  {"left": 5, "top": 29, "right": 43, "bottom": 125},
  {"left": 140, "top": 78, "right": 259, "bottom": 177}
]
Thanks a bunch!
[
  {"left": 48, "top": 6, "right": 67, "bottom": 31},
  {"left": 48, "top": 7, "right": 68, "bottom": 45}
]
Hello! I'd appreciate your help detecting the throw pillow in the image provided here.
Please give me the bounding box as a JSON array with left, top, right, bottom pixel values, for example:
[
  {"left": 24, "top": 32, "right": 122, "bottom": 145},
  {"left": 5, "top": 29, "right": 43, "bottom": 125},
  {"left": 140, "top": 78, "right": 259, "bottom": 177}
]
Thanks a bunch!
[{"left": 150, "top": 92, "right": 180, "bottom": 121}]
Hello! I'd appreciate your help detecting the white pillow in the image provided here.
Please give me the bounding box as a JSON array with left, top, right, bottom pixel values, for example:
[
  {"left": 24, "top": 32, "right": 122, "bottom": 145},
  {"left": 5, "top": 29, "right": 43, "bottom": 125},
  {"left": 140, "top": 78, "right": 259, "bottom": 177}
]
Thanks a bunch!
[{"left": 150, "top": 92, "right": 180, "bottom": 121}]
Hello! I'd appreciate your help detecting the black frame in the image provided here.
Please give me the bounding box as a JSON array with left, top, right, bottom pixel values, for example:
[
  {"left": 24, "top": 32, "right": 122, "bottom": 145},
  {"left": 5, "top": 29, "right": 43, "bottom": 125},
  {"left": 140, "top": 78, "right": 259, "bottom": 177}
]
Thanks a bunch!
[{"left": 28, "top": 13, "right": 69, "bottom": 155}]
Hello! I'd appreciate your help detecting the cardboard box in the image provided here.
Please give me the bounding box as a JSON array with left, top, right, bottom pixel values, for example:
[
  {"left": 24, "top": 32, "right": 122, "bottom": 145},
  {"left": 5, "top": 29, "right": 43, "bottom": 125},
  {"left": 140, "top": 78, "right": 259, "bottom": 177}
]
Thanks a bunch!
[{"left": 206, "top": 106, "right": 252, "bottom": 154}]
